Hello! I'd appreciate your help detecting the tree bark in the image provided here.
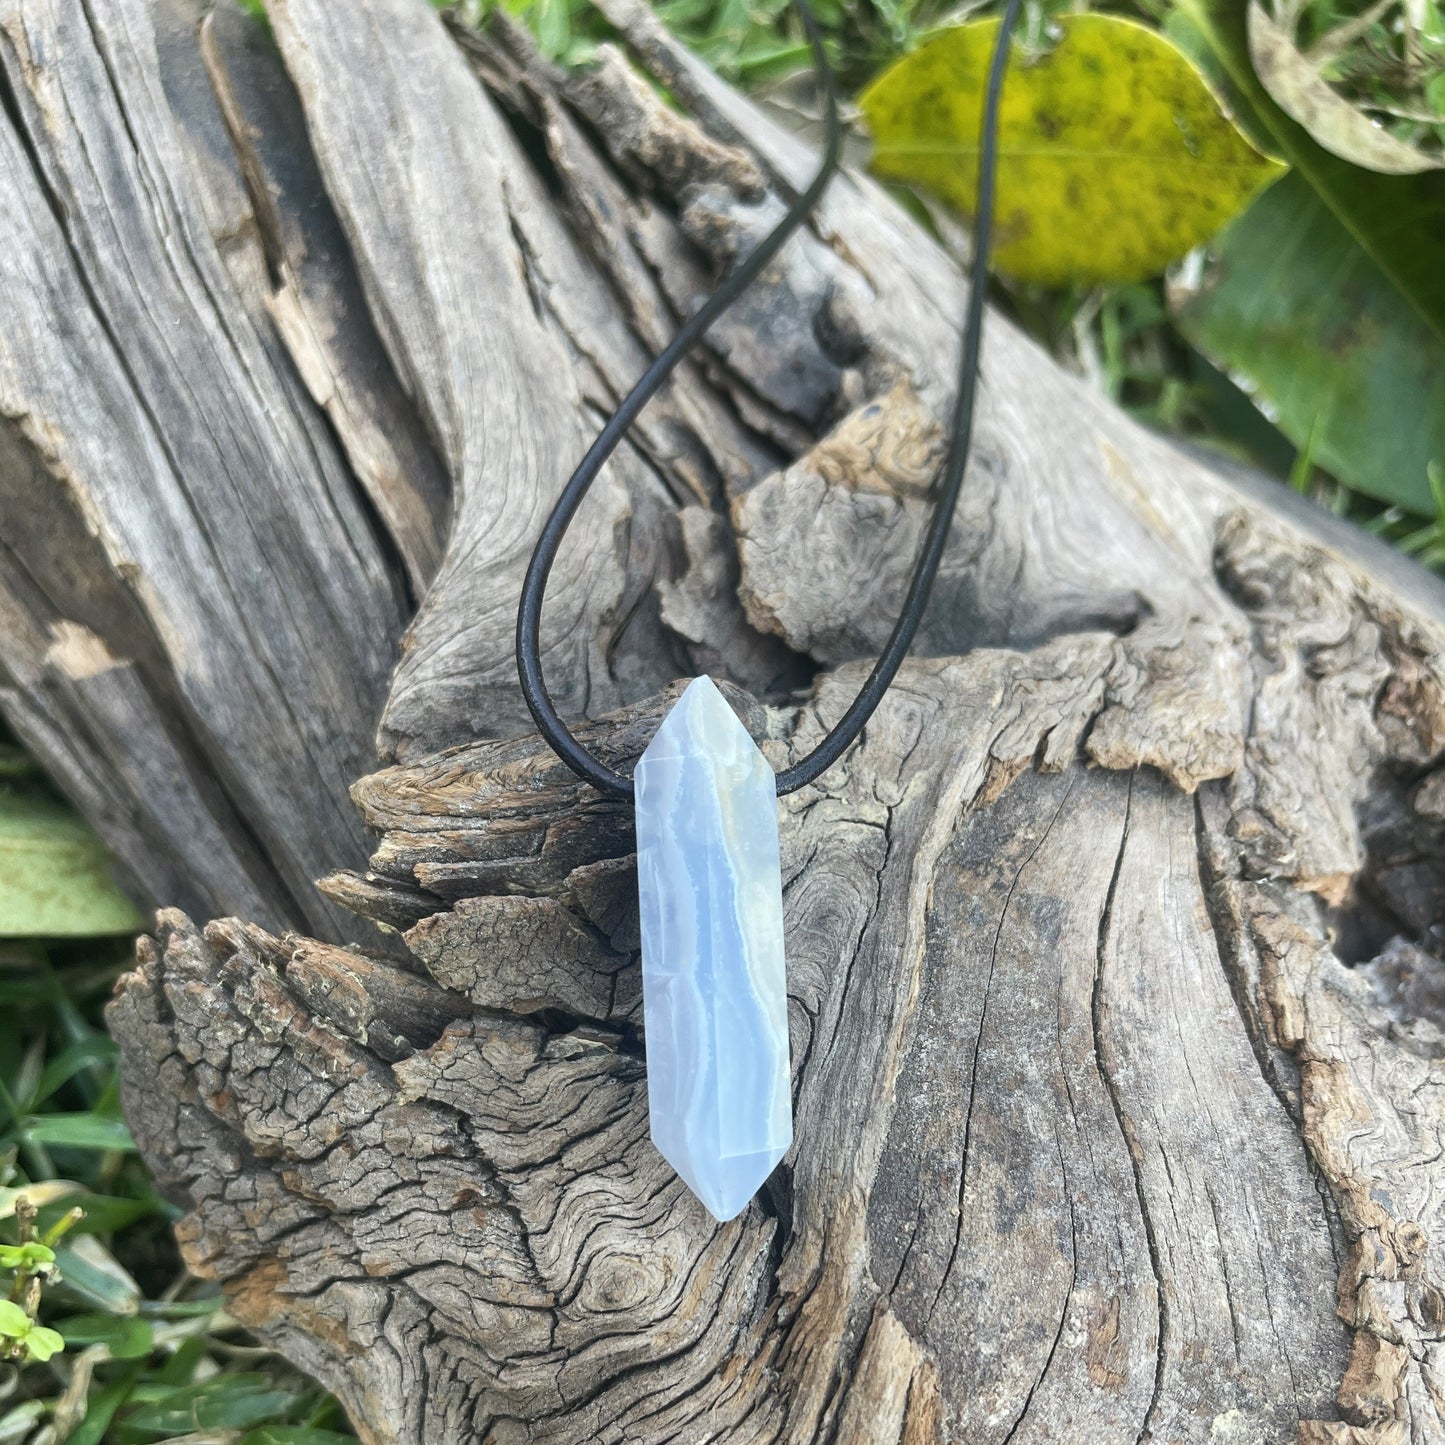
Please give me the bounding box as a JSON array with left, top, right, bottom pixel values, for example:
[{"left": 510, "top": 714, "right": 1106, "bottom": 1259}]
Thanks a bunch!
[{"left": 2, "top": 0, "right": 1444, "bottom": 1439}]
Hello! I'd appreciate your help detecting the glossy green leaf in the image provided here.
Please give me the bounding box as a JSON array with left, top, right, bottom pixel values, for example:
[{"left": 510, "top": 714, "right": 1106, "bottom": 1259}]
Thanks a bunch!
[
  {"left": 1178, "top": 171, "right": 1445, "bottom": 516},
  {"left": 860, "top": 13, "right": 1282, "bottom": 284},
  {"left": 0, "top": 787, "right": 142, "bottom": 938},
  {"left": 1175, "top": 0, "right": 1445, "bottom": 348}
]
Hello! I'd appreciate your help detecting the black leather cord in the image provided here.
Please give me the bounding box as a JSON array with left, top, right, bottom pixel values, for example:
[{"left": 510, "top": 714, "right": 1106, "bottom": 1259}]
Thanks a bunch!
[{"left": 516, "top": 0, "right": 1022, "bottom": 800}]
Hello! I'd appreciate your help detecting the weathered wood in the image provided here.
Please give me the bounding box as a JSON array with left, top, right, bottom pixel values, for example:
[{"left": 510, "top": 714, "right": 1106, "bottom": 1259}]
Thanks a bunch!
[
  {"left": 197, "top": 0, "right": 453, "bottom": 597},
  {"left": 0, "top": 0, "right": 1443, "bottom": 1439},
  {"left": 0, "top": 0, "right": 415, "bottom": 936}
]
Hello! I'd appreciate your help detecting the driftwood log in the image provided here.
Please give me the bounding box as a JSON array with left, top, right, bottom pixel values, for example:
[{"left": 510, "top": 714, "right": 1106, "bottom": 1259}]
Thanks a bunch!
[{"left": 2, "top": 0, "right": 1445, "bottom": 1438}]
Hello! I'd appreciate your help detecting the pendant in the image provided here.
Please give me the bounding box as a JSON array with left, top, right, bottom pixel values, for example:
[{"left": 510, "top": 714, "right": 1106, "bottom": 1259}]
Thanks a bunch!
[{"left": 634, "top": 676, "right": 791, "bottom": 1221}]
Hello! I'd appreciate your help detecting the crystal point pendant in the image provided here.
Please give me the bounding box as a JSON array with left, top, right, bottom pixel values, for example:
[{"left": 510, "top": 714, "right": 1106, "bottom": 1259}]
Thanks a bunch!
[{"left": 635, "top": 676, "right": 791, "bottom": 1222}]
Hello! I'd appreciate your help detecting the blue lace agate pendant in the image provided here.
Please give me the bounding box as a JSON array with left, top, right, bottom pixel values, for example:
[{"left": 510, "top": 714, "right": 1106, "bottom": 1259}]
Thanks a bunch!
[{"left": 634, "top": 676, "right": 791, "bottom": 1221}]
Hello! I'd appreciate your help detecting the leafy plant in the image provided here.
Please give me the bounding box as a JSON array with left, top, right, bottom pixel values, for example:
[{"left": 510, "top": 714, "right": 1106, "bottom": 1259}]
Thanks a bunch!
[
  {"left": 1174, "top": 0, "right": 1445, "bottom": 347},
  {"left": 0, "top": 1220, "right": 69, "bottom": 1369},
  {"left": 1159, "top": 0, "right": 1445, "bottom": 517},
  {"left": 0, "top": 722, "right": 355, "bottom": 1443},
  {"left": 1177, "top": 169, "right": 1445, "bottom": 514},
  {"left": 860, "top": 13, "right": 1282, "bottom": 284},
  {"left": 0, "top": 936, "right": 358, "bottom": 1442}
]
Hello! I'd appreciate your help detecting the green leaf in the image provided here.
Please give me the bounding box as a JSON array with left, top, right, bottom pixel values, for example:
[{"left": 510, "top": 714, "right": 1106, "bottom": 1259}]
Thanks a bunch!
[
  {"left": 57, "top": 1311, "right": 154, "bottom": 1358},
  {"left": 123, "top": 1375, "right": 302, "bottom": 1435},
  {"left": 1428, "top": 69, "right": 1445, "bottom": 117},
  {"left": 531, "top": 0, "right": 571, "bottom": 59},
  {"left": 0, "top": 1242, "right": 54, "bottom": 1271},
  {"left": 1175, "top": 0, "right": 1445, "bottom": 348},
  {"left": 153, "top": 1331, "right": 208, "bottom": 1386},
  {"left": 32, "top": 1036, "right": 118, "bottom": 1111},
  {"left": 23, "top": 1324, "right": 62, "bottom": 1361},
  {"left": 0, "top": 787, "right": 143, "bottom": 938},
  {"left": 0, "top": 1300, "right": 30, "bottom": 1337},
  {"left": 21, "top": 1113, "right": 133, "bottom": 1152},
  {"left": 37, "top": 1189, "right": 150, "bottom": 1236},
  {"left": 143, "top": 1295, "right": 227, "bottom": 1320},
  {"left": 859, "top": 13, "right": 1282, "bottom": 285},
  {"left": 61, "top": 1365, "right": 145, "bottom": 1445},
  {"left": 52, "top": 1235, "right": 141, "bottom": 1315},
  {"left": 1178, "top": 170, "right": 1445, "bottom": 516}
]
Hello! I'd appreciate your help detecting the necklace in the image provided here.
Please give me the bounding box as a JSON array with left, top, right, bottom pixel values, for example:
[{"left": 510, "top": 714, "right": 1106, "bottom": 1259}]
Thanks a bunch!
[{"left": 516, "top": 0, "right": 1022, "bottom": 1221}]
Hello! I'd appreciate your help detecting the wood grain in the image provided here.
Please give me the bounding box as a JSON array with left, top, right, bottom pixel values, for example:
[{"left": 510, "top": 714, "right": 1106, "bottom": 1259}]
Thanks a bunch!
[
  {"left": 0, "top": 0, "right": 1441, "bottom": 1439},
  {"left": 0, "top": 0, "right": 411, "bottom": 935}
]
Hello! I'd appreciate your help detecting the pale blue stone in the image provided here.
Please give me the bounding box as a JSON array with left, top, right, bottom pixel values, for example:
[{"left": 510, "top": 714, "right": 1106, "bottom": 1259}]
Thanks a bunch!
[{"left": 635, "top": 676, "right": 791, "bottom": 1222}]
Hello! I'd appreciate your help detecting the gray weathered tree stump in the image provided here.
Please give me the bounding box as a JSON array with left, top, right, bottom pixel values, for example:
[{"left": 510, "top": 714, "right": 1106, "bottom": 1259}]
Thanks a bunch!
[{"left": 2, "top": 0, "right": 1444, "bottom": 1438}]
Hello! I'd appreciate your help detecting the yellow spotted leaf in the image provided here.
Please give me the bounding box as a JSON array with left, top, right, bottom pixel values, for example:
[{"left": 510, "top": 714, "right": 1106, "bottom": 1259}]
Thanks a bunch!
[{"left": 860, "top": 14, "right": 1284, "bottom": 286}]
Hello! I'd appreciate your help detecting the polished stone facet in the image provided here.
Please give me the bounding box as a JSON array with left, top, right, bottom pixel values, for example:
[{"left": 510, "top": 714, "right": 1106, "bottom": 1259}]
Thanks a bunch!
[{"left": 635, "top": 676, "right": 791, "bottom": 1222}]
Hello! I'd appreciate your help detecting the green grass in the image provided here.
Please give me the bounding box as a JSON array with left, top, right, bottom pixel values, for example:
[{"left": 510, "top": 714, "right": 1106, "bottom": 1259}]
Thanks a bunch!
[
  {"left": 0, "top": 734, "right": 352, "bottom": 1445},
  {"left": 0, "top": 937, "right": 357, "bottom": 1444}
]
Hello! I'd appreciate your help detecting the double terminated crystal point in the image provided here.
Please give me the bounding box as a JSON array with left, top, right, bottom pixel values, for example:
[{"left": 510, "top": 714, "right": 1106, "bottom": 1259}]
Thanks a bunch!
[{"left": 634, "top": 676, "right": 791, "bottom": 1222}]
